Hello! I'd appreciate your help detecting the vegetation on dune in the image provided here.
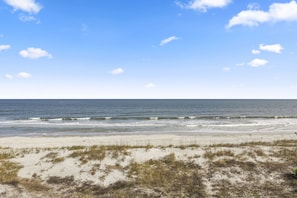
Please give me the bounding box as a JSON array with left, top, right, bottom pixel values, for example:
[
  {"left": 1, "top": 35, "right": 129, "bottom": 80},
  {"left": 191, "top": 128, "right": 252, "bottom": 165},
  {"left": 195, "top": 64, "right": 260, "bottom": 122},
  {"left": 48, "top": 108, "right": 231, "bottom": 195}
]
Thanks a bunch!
[
  {"left": 42, "top": 152, "right": 65, "bottom": 164},
  {"left": 0, "top": 139, "right": 297, "bottom": 197},
  {"left": 0, "top": 160, "right": 22, "bottom": 185},
  {"left": 69, "top": 146, "right": 107, "bottom": 164},
  {"left": 126, "top": 153, "right": 206, "bottom": 197}
]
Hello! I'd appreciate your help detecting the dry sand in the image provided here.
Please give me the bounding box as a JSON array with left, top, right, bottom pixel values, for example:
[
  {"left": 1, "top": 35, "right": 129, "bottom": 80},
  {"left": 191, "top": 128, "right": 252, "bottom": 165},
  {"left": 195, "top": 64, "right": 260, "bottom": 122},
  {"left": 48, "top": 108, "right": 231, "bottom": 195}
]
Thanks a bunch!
[
  {"left": 1, "top": 132, "right": 297, "bottom": 197},
  {"left": 0, "top": 132, "right": 296, "bottom": 148}
]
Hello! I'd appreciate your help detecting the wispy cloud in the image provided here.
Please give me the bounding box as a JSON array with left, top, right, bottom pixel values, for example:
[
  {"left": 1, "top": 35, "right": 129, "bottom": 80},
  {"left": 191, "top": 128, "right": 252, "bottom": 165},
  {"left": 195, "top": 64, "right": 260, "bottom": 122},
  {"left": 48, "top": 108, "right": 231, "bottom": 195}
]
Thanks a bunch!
[
  {"left": 251, "top": 49, "right": 260, "bottom": 54},
  {"left": 0, "top": 45, "right": 11, "bottom": 51},
  {"left": 259, "top": 44, "right": 283, "bottom": 54},
  {"left": 4, "top": 74, "right": 13, "bottom": 79},
  {"left": 227, "top": 1, "right": 297, "bottom": 28},
  {"left": 19, "top": 47, "right": 52, "bottom": 59},
  {"left": 160, "top": 36, "right": 179, "bottom": 46},
  {"left": 247, "top": 3, "right": 260, "bottom": 10},
  {"left": 4, "top": 0, "right": 42, "bottom": 14},
  {"left": 248, "top": 58, "right": 268, "bottom": 67},
  {"left": 223, "top": 67, "right": 231, "bottom": 71},
  {"left": 236, "top": 62, "right": 245, "bottom": 66},
  {"left": 111, "top": 68, "right": 124, "bottom": 75},
  {"left": 19, "top": 14, "right": 40, "bottom": 23},
  {"left": 17, "top": 72, "right": 32, "bottom": 79},
  {"left": 4, "top": 73, "right": 32, "bottom": 79},
  {"left": 146, "top": 83, "right": 156, "bottom": 88},
  {"left": 177, "top": 0, "right": 232, "bottom": 12}
]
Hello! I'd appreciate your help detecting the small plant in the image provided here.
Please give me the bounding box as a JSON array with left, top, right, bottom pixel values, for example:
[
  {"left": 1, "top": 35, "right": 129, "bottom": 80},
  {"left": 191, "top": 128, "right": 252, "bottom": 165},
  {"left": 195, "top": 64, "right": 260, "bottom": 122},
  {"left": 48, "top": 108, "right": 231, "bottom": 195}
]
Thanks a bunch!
[
  {"left": 254, "top": 148, "right": 266, "bottom": 157},
  {"left": 52, "top": 157, "right": 65, "bottom": 163},
  {"left": 42, "top": 152, "right": 65, "bottom": 164},
  {"left": 110, "top": 146, "right": 130, "bottom": 159},
  {"left": 43, "top": 152, "right": 58, "bottom": 160},
  {"left": 19, "top": 178, "right": 50, "bottom": 192},
  {"left": 125, "top": 153, "right": 206, "bottom": 197},
  {"left": 177, "top": 145, "right": 186, "bottom": 150},
  {"left": 204, "top": 149, "right": 235, "bottom": 160},
  {"left": 67, "top": 145, "right": 86, "bottom": 150},
  {"left": 69, "top": 146, "right": 106, "bottom": 163},
  {"left": 145, "top": 144, "right": 153, "bottom": 151},
  {"left": 0, "top": 152, "right": 14, "bottom": 160},
  {"left": 0, "top": 161, "right": 22, "bottom": 184},
  {"left": 292, "top": 167, "right": 297, "bottom": 179}
]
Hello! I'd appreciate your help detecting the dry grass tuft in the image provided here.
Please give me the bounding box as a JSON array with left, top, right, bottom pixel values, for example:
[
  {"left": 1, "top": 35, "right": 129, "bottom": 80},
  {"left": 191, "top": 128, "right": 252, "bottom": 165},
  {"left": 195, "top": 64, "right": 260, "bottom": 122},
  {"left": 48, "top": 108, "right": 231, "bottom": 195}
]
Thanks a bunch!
[
  {"left": 42, "top": 152, "right": 65, "bottom": 164},
  {"left": 2, "top": 139, "right": 297, "bottom": 197},
  {"left": 126, "top": 153, "right": 207, "bottom": 197},
  {"left": 0, "top": 152, "right": 14, "bottom": 160},
  {"left": 69, "top": 146, "right": 106, "bottom": 164},
  {"left": 47, "top": 176, "right": 75, "bottom": 185},
  {"left": 19, "top": 178, "right": 50, "bottom": 192},
  {"left": 204, "top": 149, "right": 235, "bottom": 160},
  {"left": 0, "top": 161, "right": 22, "bottom": 185}
]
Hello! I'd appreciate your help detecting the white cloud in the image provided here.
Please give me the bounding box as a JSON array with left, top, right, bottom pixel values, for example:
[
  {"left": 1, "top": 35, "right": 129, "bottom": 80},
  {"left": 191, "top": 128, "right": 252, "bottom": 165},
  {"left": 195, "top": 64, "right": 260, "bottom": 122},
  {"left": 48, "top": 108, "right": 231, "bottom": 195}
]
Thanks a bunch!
[
  {"left": 4, "top": 74, "right": 13, "bottom": 79},
  {"left": 160, "top": 36, "right": 179, "bottom": 46},
  {"left": 111, "top": 68, "right": 124, "bottom": 75},
  {"left": 247, "top": 3, "right": 260, "bottom": 10},
  {"left": 251, "top": 49, "right": 260, "bottom": 54},
  {"left": 223, "top": 67, "right": 231, "bottom": 71},
  {"left": 146, "top": 83, "right": 156, "bottom": 88},
  {"left": 227, "top": 1, "right": 297, "bottom": 28},
  {"left": 17, "top": 72, "right": 32, "bottom": 78},
  {"left": 19, "top": 47, "right": 52, "bottom": 59},
  {"left": 4, "top": 0, "right": 42, "bottom": 14},
  {"left": 177, "top": 0, "right": 232, "bottom": 12},
  {"left": 248, "top": 58, "right": 268, "bottom": 67},
  {"left": 227, "top": 10, "right": 270, "bottom": 28},
  {"left": 236, "top": 62, "right": 245, "bottom": 66},
  {"left": 259, "top": 44, "right": 283, "bottom": 54},
  {"left": 19, "top": 15, "right": 40, "bottom": 23},
  {"left": 0, "top": 45, "right": 11, "bottom": 51}
]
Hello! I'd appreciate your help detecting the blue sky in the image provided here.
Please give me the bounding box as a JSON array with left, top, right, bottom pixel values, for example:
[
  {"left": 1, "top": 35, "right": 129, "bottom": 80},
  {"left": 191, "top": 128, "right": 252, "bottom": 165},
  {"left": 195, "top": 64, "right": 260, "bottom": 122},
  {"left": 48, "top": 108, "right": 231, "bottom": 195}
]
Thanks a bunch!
[{"left": 1, "top": 0, "right": 297, "bottom": 99}]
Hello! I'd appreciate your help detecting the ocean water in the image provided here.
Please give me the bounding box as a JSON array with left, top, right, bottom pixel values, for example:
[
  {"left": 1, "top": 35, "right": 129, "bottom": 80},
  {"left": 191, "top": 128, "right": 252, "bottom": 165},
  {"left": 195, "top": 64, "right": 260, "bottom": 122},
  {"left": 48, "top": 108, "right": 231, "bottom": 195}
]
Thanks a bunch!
[{"left": 0, "top": 99, "right": 297, "bottom": 137}]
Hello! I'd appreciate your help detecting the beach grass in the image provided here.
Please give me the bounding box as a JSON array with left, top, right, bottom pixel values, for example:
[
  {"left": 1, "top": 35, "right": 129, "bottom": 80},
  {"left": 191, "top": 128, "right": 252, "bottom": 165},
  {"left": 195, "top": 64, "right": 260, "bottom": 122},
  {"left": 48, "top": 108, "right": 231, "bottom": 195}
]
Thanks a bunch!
[{"left": 0, "top": 138, "right": 297, "bottom": 197}]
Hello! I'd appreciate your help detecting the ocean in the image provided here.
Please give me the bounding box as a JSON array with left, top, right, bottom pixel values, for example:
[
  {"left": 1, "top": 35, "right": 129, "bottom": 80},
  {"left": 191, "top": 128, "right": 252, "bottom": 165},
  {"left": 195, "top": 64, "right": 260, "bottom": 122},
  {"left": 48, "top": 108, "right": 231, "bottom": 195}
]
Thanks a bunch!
[{"left": 0, "top": 99, "right": 297, "bottom": 137}]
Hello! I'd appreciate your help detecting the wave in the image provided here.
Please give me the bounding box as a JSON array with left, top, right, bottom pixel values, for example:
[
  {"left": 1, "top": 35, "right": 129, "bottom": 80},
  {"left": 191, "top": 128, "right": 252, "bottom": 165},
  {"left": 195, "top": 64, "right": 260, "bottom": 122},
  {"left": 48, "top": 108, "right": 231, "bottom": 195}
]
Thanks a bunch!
[
  {"left": 71, "top": 117, "right": 91, "bottom": 121},
  {"left": 1, "top": 115, "right": 297, "bottom": 137},
  {"left": 29, "top": 117, "right": 41, "bottom": 120},
  {"left": 48, "top": 118, "right": 63, "bottom": 122},
  {"left": 4, "top": 115, "right": 297, "bottom": 124}
]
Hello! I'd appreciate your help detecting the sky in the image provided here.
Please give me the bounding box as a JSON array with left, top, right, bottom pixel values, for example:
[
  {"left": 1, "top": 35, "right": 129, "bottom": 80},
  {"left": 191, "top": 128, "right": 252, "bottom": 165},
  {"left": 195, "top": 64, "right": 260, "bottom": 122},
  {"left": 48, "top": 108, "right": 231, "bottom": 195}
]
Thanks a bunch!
[{"left": 1, "top": 0, "right": 297, "bottom": 99}]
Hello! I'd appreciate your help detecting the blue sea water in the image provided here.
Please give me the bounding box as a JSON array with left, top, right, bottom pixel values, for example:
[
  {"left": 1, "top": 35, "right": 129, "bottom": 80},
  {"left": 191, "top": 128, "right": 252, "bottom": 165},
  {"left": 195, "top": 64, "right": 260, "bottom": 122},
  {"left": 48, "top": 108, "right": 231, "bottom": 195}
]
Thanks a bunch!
[{"left": 0, "top": 99, "right": 297, "bottom": 137}]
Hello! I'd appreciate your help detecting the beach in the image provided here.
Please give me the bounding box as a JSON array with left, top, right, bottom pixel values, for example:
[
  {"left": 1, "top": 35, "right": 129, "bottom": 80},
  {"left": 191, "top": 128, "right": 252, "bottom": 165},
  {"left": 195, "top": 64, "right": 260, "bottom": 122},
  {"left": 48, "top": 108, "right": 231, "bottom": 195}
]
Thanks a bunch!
[
  {"left": 1, "top": 100, "right": 297, "bottom": 197},
  {"left": 1, "top": 132, "right": 297, "bottom": 197},
  {"left": 0, "top": 132, "right": 297, "bottom": 148}
]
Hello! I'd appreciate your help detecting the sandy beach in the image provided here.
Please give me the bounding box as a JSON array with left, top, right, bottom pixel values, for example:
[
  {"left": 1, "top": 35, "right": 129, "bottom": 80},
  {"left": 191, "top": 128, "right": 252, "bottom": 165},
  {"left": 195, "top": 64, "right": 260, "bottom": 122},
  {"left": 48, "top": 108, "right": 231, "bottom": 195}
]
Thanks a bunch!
[
  {"left": 1, "top": 132, "right": 296, "bottom": 148},
  {"left": 0, "top": 132, "right": 297, "bottom": 197}
]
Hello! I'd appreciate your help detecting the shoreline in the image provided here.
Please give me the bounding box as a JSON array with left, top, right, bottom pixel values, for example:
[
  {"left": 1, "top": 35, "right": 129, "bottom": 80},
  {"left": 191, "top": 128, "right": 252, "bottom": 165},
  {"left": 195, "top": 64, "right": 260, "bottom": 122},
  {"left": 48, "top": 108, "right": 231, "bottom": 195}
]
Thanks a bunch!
[{"left": 1, "top": 132, "right": 296, "bottom": 148}]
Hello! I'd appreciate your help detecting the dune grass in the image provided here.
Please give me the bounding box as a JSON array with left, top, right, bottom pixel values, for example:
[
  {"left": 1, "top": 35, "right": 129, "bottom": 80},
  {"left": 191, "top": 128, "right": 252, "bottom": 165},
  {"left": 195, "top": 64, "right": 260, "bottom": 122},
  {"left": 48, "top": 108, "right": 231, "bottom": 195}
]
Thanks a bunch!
[
  {"left": 0, "top": 160, "right": 22, "bottom": 185},
  {"left": 1, "top": 139, "right": 297, "bottom": 197}
]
